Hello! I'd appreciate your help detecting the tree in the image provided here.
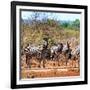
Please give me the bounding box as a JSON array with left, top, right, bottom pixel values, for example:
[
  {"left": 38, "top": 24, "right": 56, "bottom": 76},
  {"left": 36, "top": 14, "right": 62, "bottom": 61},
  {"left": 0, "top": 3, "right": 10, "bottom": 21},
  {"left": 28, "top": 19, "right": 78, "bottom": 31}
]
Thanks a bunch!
[
  {"left": 28, "top": 12, "right": 40, "bottom": 30},
  {"left": 72, "top": 19, "right": 80, "bottom": 30}
]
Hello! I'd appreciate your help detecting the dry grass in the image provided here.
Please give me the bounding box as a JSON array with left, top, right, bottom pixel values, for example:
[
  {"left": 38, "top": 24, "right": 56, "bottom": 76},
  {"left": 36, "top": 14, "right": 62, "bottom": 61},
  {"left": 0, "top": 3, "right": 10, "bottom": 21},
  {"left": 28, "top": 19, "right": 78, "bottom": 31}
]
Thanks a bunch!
[{"left": 21, "top": 25, "right": 80, "bottom": 49}]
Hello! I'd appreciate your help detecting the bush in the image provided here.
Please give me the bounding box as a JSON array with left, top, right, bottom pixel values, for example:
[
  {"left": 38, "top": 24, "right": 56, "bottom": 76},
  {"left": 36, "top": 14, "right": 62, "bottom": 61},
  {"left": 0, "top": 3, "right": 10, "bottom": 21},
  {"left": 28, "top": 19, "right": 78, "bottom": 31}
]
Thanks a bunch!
[{"left": 21, "top": 20, "right": 80, "bottom": 48}]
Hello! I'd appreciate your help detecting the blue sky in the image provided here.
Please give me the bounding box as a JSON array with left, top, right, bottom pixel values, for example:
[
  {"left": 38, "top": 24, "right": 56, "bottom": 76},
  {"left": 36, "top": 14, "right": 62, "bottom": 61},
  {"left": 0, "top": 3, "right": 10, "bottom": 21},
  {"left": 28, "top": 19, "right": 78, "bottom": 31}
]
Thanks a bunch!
[{"left": 21, "top": 11, "right": 80, "bottom": 21}]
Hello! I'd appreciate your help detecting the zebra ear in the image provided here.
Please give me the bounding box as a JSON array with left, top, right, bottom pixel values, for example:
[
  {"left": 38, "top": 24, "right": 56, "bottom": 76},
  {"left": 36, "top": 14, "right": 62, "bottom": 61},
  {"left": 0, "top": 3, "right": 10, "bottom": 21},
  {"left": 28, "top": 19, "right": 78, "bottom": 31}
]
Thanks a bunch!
[
  {"left": 67, "top": 41, "right": 69, "bottom": 46},
  {"left": 67, "top": 41, "right": 71, "bottom": 48},
  {"left": 67, "top": 41, "right": 69, "bottom": 45}
]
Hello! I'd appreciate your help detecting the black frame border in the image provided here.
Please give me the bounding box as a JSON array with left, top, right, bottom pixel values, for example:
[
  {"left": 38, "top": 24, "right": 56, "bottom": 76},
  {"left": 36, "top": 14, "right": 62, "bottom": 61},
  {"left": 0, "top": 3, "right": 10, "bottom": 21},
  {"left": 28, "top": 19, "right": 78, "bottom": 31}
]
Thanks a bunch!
[{"left": 11, "top": 1, "right": 88, "bottom": 89}]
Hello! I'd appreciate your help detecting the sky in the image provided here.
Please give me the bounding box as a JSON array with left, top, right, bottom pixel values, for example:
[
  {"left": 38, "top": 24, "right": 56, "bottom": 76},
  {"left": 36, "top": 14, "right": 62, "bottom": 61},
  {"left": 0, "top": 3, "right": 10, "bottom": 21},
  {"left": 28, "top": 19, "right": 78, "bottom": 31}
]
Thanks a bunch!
[{"left": 21, "top": 11, "right": 81, "bottom": 21}]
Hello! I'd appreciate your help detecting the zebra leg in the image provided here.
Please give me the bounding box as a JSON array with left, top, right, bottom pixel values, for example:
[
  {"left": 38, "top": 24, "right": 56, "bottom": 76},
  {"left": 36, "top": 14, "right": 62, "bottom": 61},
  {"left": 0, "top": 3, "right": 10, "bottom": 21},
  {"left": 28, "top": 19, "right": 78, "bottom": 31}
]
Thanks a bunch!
[
  {"left": 57, "top": 54, "right": 60, "bottom": 66},
  {"left": 65, "top": 56, "right": 68, "bottom": 66},
  {"left": 26, "top": 55, "right": 31, "bottom": 68},
  {"left": 38, "top": 60, "right": 41, "bottom": 68},
  {"left": 66, "top": 59, "right": 68, "bottom": 66},
  {"left": 43, "top": 60, "right": 46, "bottom": 68}
]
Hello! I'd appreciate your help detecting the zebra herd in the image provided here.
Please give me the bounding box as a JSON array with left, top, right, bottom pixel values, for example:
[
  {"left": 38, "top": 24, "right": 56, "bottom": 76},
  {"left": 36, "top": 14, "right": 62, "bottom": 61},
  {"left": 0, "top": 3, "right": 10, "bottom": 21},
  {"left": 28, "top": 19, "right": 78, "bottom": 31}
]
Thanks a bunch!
[{"left": 22, "top": 40, "right": 80, "bottom": 68}]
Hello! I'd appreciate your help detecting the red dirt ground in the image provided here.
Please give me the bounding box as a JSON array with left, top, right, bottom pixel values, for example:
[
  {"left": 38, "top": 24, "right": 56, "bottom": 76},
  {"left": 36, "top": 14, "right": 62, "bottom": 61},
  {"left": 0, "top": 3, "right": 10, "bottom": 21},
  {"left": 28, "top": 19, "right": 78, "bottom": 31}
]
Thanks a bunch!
[{"left": 21, "top": 55, "right": 80, "bottom": 79}]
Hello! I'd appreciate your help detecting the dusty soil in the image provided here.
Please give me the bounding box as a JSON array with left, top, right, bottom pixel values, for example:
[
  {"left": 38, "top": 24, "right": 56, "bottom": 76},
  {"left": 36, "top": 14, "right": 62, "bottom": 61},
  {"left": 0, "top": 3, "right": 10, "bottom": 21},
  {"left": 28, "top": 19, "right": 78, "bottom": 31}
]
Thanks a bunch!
[
  {"left": 21, "top": 68, "right": 80, "bottom": 79},
  {"left": 20, "top": 55, "right": 80, "bottom": 79}
]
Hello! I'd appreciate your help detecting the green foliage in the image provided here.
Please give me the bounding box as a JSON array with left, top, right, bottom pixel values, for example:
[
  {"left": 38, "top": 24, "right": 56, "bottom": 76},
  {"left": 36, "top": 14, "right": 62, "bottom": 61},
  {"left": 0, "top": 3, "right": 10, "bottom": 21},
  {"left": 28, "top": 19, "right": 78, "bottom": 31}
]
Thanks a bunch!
[
  {"left": 72, "top": 19, "right": 80, "bottom": 30},
  {"left": 61, "top": 19, "right": 80, "bottom": 30},
  {"left": 61, "top": 22, "right": 69, "bottom": 28}
]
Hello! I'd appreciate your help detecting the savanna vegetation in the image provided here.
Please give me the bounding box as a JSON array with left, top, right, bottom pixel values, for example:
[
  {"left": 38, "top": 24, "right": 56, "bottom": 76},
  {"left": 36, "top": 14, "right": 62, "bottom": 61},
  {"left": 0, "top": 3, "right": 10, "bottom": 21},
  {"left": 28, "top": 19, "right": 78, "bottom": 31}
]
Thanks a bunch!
[{"left": 20, "top": 12, "right": 80, "bottom": 49}]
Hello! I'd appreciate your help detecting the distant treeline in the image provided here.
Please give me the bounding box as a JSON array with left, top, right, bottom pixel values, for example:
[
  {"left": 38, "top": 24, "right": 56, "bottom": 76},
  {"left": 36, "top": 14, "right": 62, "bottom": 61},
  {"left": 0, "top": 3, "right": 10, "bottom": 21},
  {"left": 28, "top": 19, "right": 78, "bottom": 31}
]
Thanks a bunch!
[
  {"left": 60, "top": 19, "right": 80, "bottom": 30},
  {"left": 22, "top": 18, "right": 80, "bottom": 30},
  {"left": 21, "top": 12, "right": 80, "bottom": 30}
]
